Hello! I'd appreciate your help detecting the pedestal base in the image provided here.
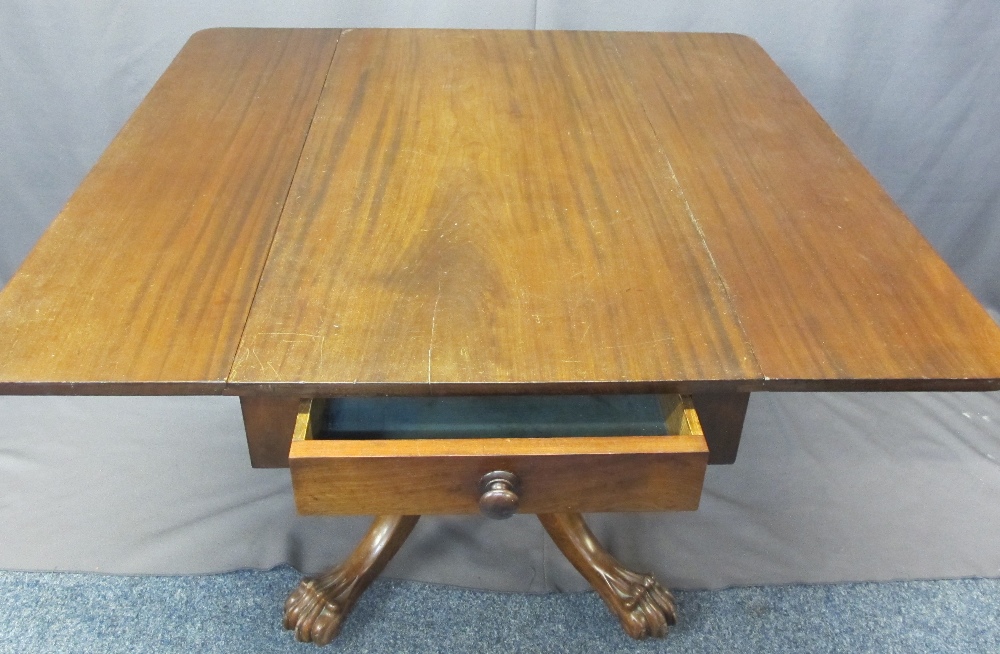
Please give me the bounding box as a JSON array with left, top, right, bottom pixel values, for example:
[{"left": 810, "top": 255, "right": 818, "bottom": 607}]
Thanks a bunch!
[
  {"left": 284, "top": 515, "right": 419, "bottom": 645},
  {"left": 284, "top": 512, "right": 675, "bottom": 644}
]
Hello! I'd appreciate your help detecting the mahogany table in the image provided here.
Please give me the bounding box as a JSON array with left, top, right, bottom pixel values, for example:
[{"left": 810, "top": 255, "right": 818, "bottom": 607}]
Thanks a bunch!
[{"left": 2, "top": 28, "right": 999, "bottom": 645}]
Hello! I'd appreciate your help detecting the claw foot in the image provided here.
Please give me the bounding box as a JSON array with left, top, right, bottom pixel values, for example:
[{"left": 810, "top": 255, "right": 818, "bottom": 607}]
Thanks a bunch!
[
  {"left": 601, "top": 567, "right": 677, "bottom": 638},
  {"left": 538, "top": 512, "right": 678, "bottom": 640},
  {"left": 282, "top": 515, "right": 419, "bottom": 646},
  {"left": 283, "top": 573, "right": 356, "bottom": 645}
]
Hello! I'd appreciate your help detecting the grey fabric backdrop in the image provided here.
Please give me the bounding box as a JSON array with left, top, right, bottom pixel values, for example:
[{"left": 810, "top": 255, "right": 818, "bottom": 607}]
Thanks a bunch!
[{"left": 1, "top": 1, "right": 998, "bottom": 591}]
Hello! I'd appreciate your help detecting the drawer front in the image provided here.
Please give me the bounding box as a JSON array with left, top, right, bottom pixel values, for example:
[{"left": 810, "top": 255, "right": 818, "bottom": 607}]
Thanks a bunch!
[{"left": 288, "top": 396, "right": 708, "bottom": 516}]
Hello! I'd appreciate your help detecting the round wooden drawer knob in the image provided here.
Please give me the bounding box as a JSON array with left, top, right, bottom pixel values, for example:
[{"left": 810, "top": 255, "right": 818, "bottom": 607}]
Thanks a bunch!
[{"left": 478, "top": 471, "right": 521, "bottom": 519}]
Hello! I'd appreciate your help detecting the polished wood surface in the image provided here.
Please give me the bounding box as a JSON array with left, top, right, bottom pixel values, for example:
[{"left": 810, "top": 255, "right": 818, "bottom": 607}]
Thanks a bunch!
[
  {"left": 240, "top": 397, "right": 300, "bottom": 468},
  {"left": 2, "top": 28, "right": 999, "bottom": 395},
  {"left": 229, "top": 29, "right": 759, "bottom": 395},
  {"left": 288, "top": 512, "right": 678, "bottom": 644},
  {"left": 11, "top": 27, "right": 999, "bottom": 646},
  {"left": 288, "top": 396, "right": 708, "bottom": 515},
  {"left": 691, "top": 393, "right": 751, "bottom": 464},
  {"left": 0, "top": 28, "right": 341, "bottom": 394},
  {"left": 227, "top": 28, "right": 1000, "bottom": 394},
  {"left": 539, "top": 512, "right": 676, "bottom": 639},
  {"left": 284, "top": 515, "right": 419, "bottom": 645},
  {"left": 613, "top": 32, "right": 1000, "bottom": 390}
]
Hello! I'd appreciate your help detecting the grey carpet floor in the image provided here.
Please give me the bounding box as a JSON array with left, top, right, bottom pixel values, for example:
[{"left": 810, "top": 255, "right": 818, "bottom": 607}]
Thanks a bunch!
[{"left": 1, "top": 566, "right": 998, "bottom": 653}]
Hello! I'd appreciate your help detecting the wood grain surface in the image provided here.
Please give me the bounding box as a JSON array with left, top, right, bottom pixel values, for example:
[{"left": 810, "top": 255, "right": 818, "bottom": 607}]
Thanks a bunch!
[
  {"left": 0, "top": 28, "right": 341, "bottom": 393},
  {"left": 691, "top": 393, "right": 751, "bottom": 465},
  {"left": 240, "top": 396, "right": 301, "bottom": 468},
  {"left": 289, "top": 412, "right": 708, "bottom": 515},
  {"left": 229, "top": 29, "right": 1000, "bottom": 394},
  {"left": 288, "top": 395, "right": 707, "bottom": 514},
  {"left": 229, "top": 29, "right": 760, "bottom": 394},
  {"left": 612, "top": 32, "right": 1000, "bottom": 390},
  {"left": 290, "top": 443, "right": 707, "bottom": 515},
  {"left": 2, "top": 28, "right": 999, "bottom": 396}
]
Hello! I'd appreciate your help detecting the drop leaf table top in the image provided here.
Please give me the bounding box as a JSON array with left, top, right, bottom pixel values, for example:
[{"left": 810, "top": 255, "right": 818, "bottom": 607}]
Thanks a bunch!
[{"left": 2, "top": 28, "right": 998, "bottom": 397}]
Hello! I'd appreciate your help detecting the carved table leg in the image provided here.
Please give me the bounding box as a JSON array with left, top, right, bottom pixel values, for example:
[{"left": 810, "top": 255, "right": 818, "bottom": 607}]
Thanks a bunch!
[
  {"left": 538, "top": 512, "right": 676, "bottom": 639},
  {"left": 284, "top": 515, "right": 419, "bottom": 645}
]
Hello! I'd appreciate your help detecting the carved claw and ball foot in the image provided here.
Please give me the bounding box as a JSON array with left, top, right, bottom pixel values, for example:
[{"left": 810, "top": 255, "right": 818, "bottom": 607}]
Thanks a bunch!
[
  {"left": 284, "top": 515, "right": 419, "bottom": 645},
  {"left": 538, "top": 512, "right": 676, "bottom": 639}
]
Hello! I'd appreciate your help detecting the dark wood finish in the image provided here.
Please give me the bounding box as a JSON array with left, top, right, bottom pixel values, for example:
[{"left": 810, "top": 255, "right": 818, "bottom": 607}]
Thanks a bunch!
[
  {"left": 611, "top": 32, "right": 1000, "bottom": 391},
  {"left": 2, "top": 29, "right": 998, "bottom": 395},
  {"left": 228, "top": 29, "right": 760, "bottom": 395},
  {"left": 288, "top": 396, "right": 708, "bottom": 515},
  {"left": 290, "top": 436, "right": 708, "bottom": 514},
  {"left": 5, "top": 27, "right": 999, "bottom": 646},
  {"left": 239, "top": 397, "right": 300, "bottom": 468},
  {"left": 478, "top": 471, "right": 521, "bottom": 519},
  {"left": 539, "top": 512, "right": 676, "bottom": 639},
  {"left": 0, "top": 28, "right": 341, "bottom": 394},
  {"left": 284, "top": 514, "right": 419, "bottom": 645},
  {"left": 692, "top": 393, "right": 751, "bottom": 465}
]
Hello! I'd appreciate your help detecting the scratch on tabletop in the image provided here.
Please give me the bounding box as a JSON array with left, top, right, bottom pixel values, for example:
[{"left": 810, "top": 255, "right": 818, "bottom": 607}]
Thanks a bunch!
[
  {"left": 250, "top": 349, "right": 267, "bottom": 374},
  {"left": 604, "top": 336, "right": 674, "bottom": 349},
  {"left": 427, "top": 280, "right": 443, "bottom": 383},
  {"left": 258, "top": 332, "right": 326, "bottom": 370}
]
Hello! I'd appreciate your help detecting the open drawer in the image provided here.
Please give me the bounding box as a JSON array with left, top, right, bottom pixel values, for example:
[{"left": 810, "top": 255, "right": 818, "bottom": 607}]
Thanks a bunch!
[{"left": 288, "top": 394, "right": 708, "bottom": 517}]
